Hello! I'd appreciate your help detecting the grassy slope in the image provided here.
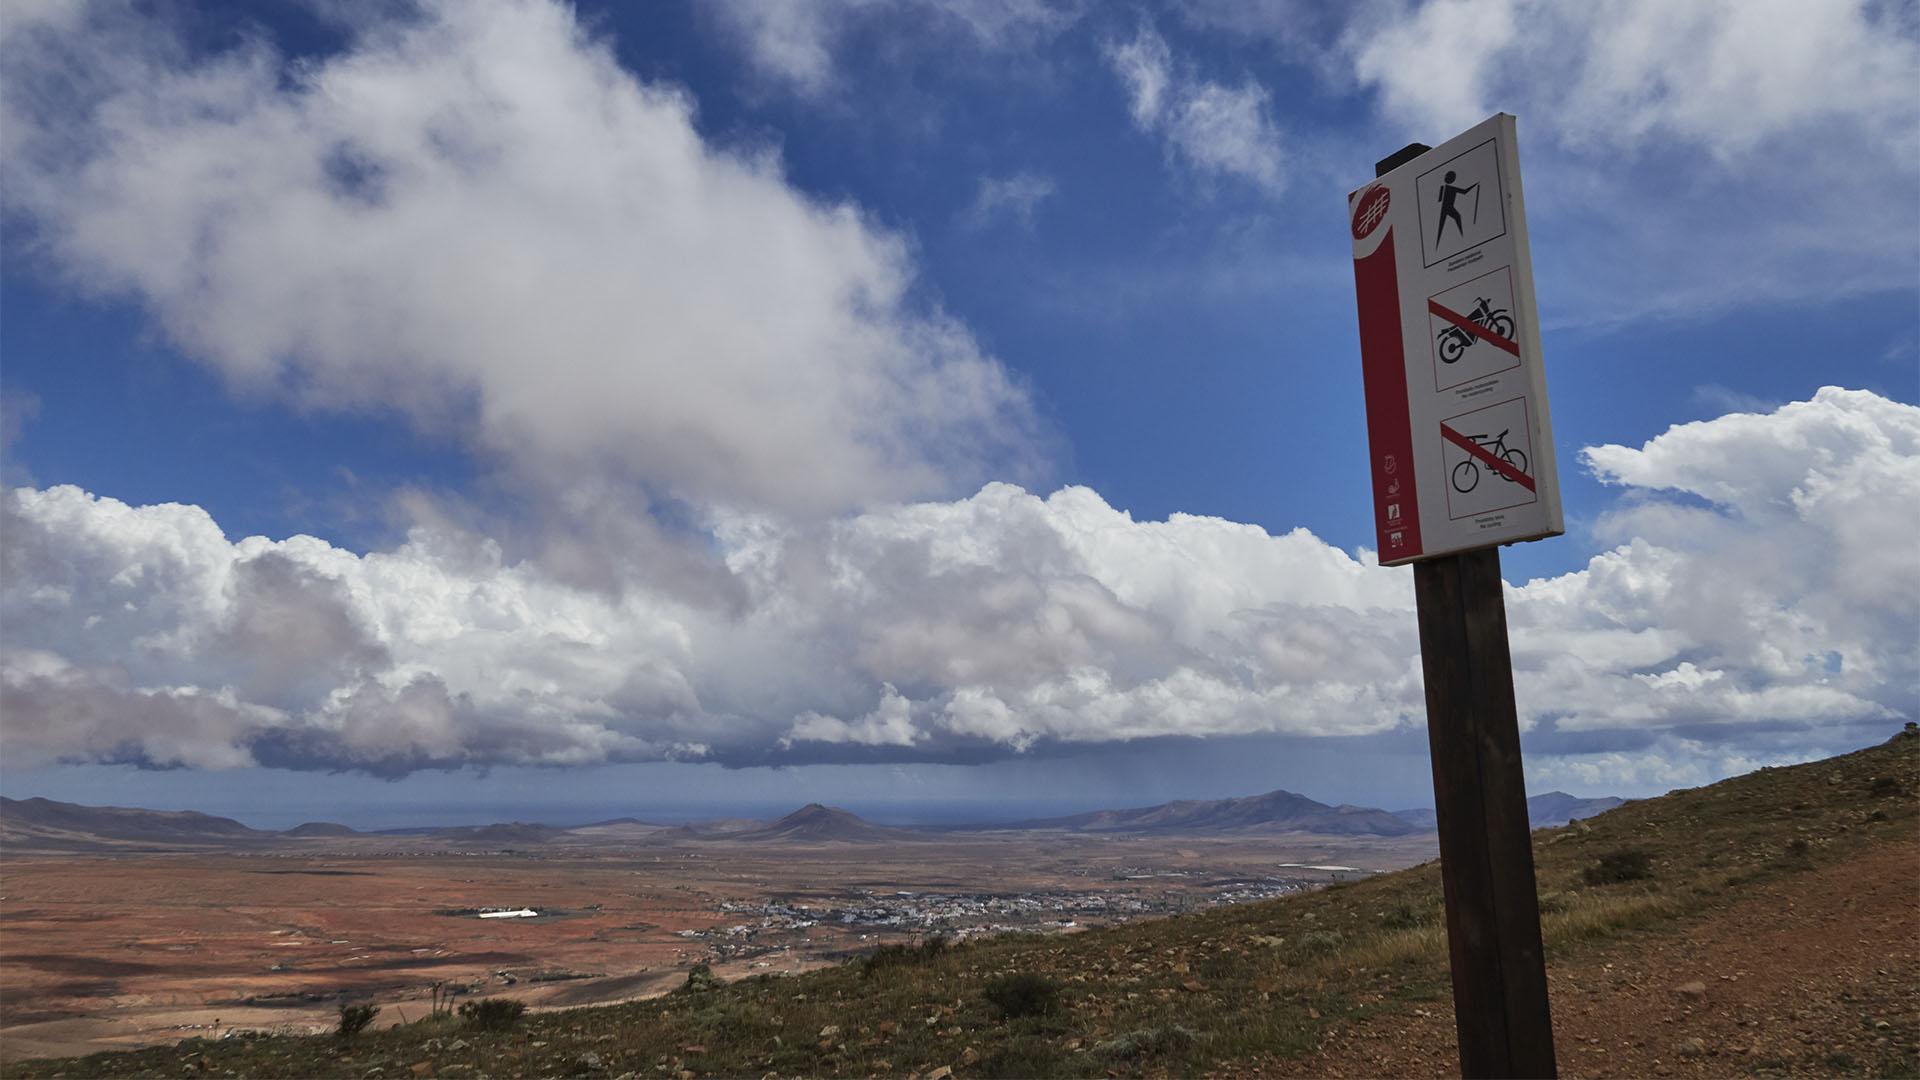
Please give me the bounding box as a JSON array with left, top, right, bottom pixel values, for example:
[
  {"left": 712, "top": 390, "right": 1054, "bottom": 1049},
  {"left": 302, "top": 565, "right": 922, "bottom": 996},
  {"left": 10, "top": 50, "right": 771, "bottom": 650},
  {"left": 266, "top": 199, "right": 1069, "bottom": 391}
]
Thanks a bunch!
[{"left": 7, "top": 731, "right": 1915, "bottom": 1079}]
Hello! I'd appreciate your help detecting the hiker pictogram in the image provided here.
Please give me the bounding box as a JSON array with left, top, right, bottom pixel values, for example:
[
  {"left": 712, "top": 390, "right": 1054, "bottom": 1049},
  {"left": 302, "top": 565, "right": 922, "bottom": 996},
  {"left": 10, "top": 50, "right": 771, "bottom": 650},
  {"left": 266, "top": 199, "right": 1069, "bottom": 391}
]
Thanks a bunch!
[
  {"left": 1416, "top": 137, "right": 1507, "bottom": 267},
  {"left": 1435, "top": 171, "right": 1479, "bottom": 246}
]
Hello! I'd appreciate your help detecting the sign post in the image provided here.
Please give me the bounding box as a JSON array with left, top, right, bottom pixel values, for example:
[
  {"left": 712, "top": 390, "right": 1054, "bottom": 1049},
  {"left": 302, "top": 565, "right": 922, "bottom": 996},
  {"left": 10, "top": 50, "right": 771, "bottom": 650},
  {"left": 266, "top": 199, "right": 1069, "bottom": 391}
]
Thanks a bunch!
[{"left": 1351, "top": 117, "right": 1558, "bottom": 1079}]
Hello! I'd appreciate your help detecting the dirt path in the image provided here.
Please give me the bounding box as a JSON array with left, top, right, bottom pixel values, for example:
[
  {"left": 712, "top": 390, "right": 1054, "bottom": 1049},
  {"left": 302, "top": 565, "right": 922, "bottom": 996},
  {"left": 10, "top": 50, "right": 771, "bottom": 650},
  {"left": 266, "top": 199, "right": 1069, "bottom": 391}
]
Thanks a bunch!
[{"left": 1252, "top": 843, "right": 1919, "bottom": 1078}]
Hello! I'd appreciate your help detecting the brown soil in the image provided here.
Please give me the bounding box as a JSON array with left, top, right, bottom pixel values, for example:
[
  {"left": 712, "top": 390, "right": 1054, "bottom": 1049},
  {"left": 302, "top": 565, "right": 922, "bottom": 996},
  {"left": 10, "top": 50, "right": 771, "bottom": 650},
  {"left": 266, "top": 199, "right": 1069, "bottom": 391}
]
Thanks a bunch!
[
  {"left": 5, "top": 737, "right": 1910, "bottom": 1079},
  {"left": 1255, "top": 842, "right": 1919, "bottom": 1078},
  {"left": 0, "top": 832, "right": 1431, "bottom": 1063}
]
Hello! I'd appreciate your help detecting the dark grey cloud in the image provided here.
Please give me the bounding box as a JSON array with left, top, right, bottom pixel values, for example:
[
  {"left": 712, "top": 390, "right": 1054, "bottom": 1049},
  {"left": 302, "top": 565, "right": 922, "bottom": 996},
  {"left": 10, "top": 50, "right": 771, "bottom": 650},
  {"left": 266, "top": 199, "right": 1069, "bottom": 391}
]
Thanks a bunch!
[{"left": 219, "top": 553, "right": 390, "bottom": 710}]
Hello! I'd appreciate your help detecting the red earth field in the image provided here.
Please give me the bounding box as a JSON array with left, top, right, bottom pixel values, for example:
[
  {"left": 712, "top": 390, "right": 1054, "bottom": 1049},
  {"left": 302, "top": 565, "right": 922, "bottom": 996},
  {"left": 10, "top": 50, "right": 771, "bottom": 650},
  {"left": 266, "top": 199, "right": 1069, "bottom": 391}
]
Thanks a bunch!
[{"left": 1, "top": 831, "right": 1434, "bottom": 1061}]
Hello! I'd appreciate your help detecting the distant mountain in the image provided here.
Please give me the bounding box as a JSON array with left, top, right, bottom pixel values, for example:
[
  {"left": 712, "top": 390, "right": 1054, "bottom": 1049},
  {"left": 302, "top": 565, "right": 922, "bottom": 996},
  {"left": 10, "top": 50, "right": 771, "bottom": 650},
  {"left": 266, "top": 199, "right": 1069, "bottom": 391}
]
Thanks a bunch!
[
  {"left": 427, "top": 822, "right": 568, "bottom": 846},
  {"left": 1391, "top": 792, "right": 1627, "bottom": 831},
  {"left": 726, "top": 804, "right": 915, "bottom": 843},
  {"left": 1526, "top": 791, "right": 1626, "bottom": 827},
  {"left": 1390, "top": 808, "right": 1439, "bottom": 830},
  {"left": 1008, "top": 789, "right": 1424, "bottom": 837},
  {"left": 9, "top": 786, "right": 1616, "bottom": 851},
  {"left": 283, "top": 821, "right": 360, "bottom": 837},
  {"left": 679, "top": 817, "right": 763, "bottom": 836},
  {"left": 563, "top": 818, "right": 673, "bottom": 840},
  {"left": 0, "top": 797, "right": 661, "bottom": 850},
  {"left": 0, "top": 795, "right": 274, "bottom": 849},
  {"left": 638, "top": 817, "right": 760, "bottom": 842}
]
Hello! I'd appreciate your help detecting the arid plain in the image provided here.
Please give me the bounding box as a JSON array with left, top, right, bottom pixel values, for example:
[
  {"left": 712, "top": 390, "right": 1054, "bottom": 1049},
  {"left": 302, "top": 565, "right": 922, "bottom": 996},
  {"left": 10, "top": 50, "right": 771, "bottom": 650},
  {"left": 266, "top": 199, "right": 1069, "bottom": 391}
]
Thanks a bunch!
[{"left": 1, "top": 823, "right": 1437, "bottom": 1061}]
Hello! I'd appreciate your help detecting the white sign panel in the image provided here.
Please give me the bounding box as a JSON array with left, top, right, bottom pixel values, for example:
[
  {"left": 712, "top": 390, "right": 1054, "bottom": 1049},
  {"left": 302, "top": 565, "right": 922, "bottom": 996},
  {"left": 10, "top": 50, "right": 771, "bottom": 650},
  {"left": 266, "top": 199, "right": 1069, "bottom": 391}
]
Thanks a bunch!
[{"left": 1347, "top": 113, "right": 1562, "bottom": 566}]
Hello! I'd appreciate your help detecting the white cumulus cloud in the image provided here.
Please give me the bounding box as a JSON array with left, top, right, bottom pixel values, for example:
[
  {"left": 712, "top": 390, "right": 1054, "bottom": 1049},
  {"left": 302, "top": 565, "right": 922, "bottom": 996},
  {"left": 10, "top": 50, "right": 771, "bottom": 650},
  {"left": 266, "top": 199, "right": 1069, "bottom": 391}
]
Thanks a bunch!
[
  {"left": 3, "top": 390, "right": 1913, "bottom": 782},
  {"left": 0, "top": 0, "right": 1041, "bottom": 519}
]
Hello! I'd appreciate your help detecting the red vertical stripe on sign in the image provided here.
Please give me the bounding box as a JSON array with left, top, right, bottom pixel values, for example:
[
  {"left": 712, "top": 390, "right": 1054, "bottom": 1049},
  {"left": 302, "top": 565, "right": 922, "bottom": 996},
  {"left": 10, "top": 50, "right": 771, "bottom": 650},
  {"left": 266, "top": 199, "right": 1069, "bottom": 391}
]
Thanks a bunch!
[{"left": 1353, "top": 227, "right": 1422, "bottom": 561}]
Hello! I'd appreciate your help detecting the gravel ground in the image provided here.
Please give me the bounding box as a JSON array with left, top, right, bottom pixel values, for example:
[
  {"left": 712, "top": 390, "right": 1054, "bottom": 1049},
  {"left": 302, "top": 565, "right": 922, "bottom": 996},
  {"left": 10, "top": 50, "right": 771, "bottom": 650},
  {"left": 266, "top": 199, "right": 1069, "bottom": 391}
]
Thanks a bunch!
[{"left": 1244, "top": 842, "right": 1918, "bottom": 1079}]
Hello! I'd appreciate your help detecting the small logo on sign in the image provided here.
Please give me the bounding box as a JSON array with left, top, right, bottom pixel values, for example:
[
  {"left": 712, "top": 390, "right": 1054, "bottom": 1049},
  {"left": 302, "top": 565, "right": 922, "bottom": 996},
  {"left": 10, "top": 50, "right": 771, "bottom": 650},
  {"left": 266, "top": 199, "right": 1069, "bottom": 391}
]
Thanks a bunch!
[
  {"left": 1386, "top": 503, "right": 1401, "bottom": 521},
  {"left": 1351, "top": 184, "right": 1391, "bottom": 240}
]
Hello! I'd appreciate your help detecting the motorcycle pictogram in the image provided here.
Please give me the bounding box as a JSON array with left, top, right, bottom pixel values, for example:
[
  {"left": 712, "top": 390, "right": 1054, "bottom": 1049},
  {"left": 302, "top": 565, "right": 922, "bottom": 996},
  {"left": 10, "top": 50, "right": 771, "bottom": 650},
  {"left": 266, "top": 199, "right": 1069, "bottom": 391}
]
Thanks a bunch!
[
  {"left": 1436, "top": 297, "right": 1515, "bottom": 363},
  {"left": 1450, "top": 429, "right": 1527, "bottom": 493}
]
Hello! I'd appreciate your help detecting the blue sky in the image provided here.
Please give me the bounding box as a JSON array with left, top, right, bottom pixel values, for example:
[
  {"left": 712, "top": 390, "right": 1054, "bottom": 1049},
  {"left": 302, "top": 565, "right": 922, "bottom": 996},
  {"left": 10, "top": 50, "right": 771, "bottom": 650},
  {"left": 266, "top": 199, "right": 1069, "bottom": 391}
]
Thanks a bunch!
[{"left": 2, "top": 0, "right": 1915, "bottom": 828}]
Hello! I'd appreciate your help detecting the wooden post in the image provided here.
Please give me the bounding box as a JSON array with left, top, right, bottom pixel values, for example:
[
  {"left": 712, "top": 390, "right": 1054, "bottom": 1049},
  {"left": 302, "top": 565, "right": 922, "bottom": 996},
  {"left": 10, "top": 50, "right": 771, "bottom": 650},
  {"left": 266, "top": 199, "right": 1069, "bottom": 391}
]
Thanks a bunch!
[
  {"left": 1415, "top": 548, "right": 1556, "bottom": 1078},
  {"left": 1376, "top": 144, "right": 1557, "bottom": 1080}
]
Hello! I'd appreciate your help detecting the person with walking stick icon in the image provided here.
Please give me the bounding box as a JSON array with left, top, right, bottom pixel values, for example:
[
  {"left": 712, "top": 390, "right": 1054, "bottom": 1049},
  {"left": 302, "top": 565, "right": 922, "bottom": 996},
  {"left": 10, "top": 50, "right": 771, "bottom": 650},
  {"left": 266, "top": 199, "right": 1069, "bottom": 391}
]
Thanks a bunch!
[{"left": 1435, "top": 170, "right": 1479, "bottom": 246}]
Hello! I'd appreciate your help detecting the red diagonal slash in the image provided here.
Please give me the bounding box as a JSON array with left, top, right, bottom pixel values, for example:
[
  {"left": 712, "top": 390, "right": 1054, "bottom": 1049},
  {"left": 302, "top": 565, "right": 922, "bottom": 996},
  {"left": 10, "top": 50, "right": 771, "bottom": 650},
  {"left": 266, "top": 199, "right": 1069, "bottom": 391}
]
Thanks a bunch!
[
  {"left": 1429, "top": 299, "right": 1519, "bottom": 356},
  {"left": 1441, "top": 424, "right": 1535, "bottom": 491}
]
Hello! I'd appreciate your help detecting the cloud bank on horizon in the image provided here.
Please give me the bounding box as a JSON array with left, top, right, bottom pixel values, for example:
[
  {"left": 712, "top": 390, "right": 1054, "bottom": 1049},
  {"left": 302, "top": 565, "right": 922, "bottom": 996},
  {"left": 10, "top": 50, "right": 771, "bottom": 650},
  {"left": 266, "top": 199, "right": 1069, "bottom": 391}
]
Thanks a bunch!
[
  {"left": 6, "top": 387, "right": 1915, "bottom": 781},
  {"left": 1, "top": 0, "right": 1916, "bottom": 795}
]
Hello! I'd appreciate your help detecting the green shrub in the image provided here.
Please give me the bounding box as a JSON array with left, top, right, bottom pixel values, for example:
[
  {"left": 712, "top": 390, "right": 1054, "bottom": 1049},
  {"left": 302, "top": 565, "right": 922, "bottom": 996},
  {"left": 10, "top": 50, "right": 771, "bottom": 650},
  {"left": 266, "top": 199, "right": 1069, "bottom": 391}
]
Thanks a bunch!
[
  {"left": 1583, "top": 848, "right": 1653, "bottom": 885},
  {"left": 336, "top": 1002, "right": 379, "bottom": 1038},
  {"left": 1536, "top": 891, "right": 1570, "bottom": 915},
  {"left": 1380, "top": 903, "right": 1435, "bottom": 930},
  {"left": 982, "top": 972, "right": 1060, "bottom": 1019},
  {"left": 457, "top": 998, "right": 526, "bottom": 1031},
  {"left": 676, "top": 962, "right": 725, "bottom": 994},
  {"left": 408, "top": 1010, "right": 457, "bottom": 1033},
  {"left": 681, "top": 998, "right": 776, "bottom": 1041},
  {"left": 1297, "top": 929, "right": 1345, "bottom": 955}
]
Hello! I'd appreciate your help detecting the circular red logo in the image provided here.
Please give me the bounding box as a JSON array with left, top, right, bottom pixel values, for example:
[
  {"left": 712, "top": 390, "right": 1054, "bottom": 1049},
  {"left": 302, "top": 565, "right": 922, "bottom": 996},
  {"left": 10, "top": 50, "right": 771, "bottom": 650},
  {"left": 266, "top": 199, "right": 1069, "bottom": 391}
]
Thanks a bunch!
[{"left": 1351, "top": 185, "right": 1391, "bottom": 240}]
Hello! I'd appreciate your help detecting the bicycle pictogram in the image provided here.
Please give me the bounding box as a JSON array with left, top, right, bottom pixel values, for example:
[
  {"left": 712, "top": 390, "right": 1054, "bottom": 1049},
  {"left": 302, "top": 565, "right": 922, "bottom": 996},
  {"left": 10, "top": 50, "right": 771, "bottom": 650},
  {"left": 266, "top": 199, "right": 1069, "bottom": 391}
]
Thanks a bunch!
[
  {"left": 1450, "top": 429, "right": 1528, "bottom": 493},
  {"left": 1435, "top": 296, "right": 1514, "bottom": 363}
]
